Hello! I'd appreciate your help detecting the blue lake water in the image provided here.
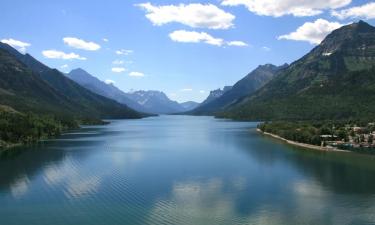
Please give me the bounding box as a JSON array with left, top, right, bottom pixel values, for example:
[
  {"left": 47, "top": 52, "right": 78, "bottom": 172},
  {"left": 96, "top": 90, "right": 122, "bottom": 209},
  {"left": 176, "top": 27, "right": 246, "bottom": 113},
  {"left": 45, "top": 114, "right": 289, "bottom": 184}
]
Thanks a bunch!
[{"left": 1, "top": 115, "right": 375, "bottom": 225}]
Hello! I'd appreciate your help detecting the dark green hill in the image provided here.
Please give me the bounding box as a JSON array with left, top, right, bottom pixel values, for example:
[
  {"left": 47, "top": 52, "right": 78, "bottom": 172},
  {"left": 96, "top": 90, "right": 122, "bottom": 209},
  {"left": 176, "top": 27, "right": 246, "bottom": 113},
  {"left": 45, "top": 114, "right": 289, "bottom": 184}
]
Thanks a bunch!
[
  {"left": 220, "top": 21, "right": 375, "bottom": 121},
  {"left": 0, "top": 43, "right": 143, "bottom": 120},
  {"left": 191, "top": 64, "right": 286, "bottom": 115},
  {"left": 0, "top": 48, "right": 78, "bottom": 117}
]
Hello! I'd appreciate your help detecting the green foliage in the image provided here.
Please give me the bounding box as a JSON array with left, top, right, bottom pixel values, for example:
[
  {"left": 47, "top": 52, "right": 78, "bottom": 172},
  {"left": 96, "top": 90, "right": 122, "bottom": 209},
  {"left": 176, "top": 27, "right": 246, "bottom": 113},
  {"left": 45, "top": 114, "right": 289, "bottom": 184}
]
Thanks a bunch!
[
  {"left": 0, "top": 111, "right": 78, "bottom": 147},
  {"left": 258, "top": 121, "right": 324, "bottom": 146},
  {"left": 258, "top": 120, "right": 375, "bottom": 154}
]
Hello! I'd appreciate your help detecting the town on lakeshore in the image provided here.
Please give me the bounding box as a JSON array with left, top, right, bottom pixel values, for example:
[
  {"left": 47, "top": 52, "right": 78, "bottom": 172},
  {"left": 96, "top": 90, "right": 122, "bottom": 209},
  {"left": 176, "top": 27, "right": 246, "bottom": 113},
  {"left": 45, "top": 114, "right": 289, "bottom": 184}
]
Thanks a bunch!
[{"left": 258, "top": 121, "right": 375, "bottom": 154}]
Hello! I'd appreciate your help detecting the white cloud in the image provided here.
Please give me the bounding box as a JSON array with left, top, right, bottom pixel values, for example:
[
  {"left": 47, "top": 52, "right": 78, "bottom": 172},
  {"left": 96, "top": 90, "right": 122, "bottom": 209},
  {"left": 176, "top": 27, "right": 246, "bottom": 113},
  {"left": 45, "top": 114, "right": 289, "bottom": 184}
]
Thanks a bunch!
[
  {"left": 103, "top": 38, "right": 109, "bottom": 42},
  {"left": 199, "top": 90, "right": 206, "bottom": 94},
  {"left": 105, "top": 79, "right": 115, "bottom": 85},
  {"left": 42, "top": 50, "right": 86, "bottom": 60},
  {"left": 278, "top": 19, "right": 344, "bottom": 44},
  {"left": 169, "top": 30, "right": 247, "bottom": 47},
  {"left": 112, "top": 60, "right": 124, "bottom": 65},
  {"left": 262, "top": 46, "right": 271, "bottom": 51},
  {"left": 129, "top": 71, "right": 145, "bottom": 77},
  {"left": 60, "top": 64, "right": 69, "bottom": 69},
  {"left": 1, "top": 38, "right": 30, "bottom": 53},
  {"left": 332, "top": 2, "right": 375, "bottom": 20},
  {"left": 63, "top": 37, "right": 101, "bottom": 51},
  {"left": 137, "top": 3, "right": 235, "bottom": 29},
  {"left": 112, "top": 67, "right": 126, "bottom": 73},
  {"left": 180, "top": 88, "right": 193, "bottom": 92},
  {"left": 169, "top": 30, "right": 224, "bottom": 46},
  {"left": 115, "top": 49, "right": 133, "bottom": 55},
  {"left": 227, "top": 41, "right": 248, "bottom": 47},
  {"left": 221, "top": 0, "right": 351, "bottom": 17}
]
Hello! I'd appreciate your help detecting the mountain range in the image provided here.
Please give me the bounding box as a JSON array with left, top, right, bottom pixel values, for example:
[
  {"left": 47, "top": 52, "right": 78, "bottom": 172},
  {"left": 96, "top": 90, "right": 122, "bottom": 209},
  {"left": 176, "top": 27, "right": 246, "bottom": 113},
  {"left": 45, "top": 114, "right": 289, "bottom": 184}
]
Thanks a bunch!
[
  {"left": 0, "top": 42, "right": 144, "bottom": 122},
  {"left": 191, "top": 64, "right": 287, "bottom": 115},
  {"left": 2, "top": 20, "right": 375, "bottom": 128},
  {"left": 67, "top": 68, "right": 198, "bottom": 114},
  {"left": 66, "top": 68, "right": 148, "bottom": 113},
  {"left": 219, "top": 20, "right": 375, "bottom": 121},
  {"left": 180, "top": 101, "right": 200, "bottom": 111}
]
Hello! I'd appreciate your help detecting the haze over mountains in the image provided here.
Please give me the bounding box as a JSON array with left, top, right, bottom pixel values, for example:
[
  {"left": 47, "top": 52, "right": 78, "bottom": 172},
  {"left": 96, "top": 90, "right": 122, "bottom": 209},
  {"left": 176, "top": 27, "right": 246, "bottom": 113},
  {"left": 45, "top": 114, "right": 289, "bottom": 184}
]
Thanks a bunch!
[
  {"left": 67, "top": 68, "right": 199, "bottom": 114},
  {"left": 66, "top": 68, "right": 147, "bottom": 113}
]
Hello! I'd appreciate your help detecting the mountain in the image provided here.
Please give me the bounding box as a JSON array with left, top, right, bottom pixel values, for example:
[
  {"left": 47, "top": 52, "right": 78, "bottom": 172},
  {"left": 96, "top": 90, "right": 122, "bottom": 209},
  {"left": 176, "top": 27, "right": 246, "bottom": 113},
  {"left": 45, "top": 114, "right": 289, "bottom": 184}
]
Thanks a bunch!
[
  {"left": 66, "top": 68, "right": 147, "bottom": 112},
  {"left": 0, "top": 48, "right": 78, "bottom": 117},
  {"left": 199, "top": 86, "right": 232, "bottom": 107},
  {"left": 67, "top": 69, "right": 192, "bottom": 114},
  {"left": 126, "top": 90, "right": 185, "bottom": 114},
  {"left": 191, "top": 64, "right": 286, "bottom": 115},
  {"left": 180, "top": 101, "right": 200, "bottom": 111},
  {"left": 220, "top": 21, "right": 375, "bottom": 121},
  {"left": 0, "top": 43, "right": 144, "bottom": 121}
]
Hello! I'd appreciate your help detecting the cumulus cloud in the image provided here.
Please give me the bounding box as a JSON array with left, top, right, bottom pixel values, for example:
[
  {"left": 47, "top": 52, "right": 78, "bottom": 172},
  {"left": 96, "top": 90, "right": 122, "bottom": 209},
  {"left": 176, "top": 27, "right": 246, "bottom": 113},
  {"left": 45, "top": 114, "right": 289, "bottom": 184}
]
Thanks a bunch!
[
  {"left": 137, "top": 3, "right": 235, "bottom": 29},
  {"left": 63, "top": 37, "right": 101, "bottom": 51},
  {"left": 60, "top": 64, "right": 69, "bottom": 69},
  {"left": 42, "top": 50, "right": 86, "bottom": 60},
  {"left": 332, "top": 2, "right": 375, "bottom": 20},
  {"left": 278, "top": 19, "right": 344, "bottom": 44},
  {"left": 199, "top": 90, "right": 206, "bottom": 94},
  {"left": 227, "top": 41, "right": 248, "bottom": 47},
  {"left": 169, "top": 30, "right": 248, "bottom": 47},
  {"left": 115, "top": 49, "right": 133, "bottom": 55},
  {"left": 169, "top": 30, "right": 224, "bottom": 46},
  {"left": 1, "top": 38, "right": 30, "bottom": 53},
  {"left": 112, "top": 67, "right": 126, "bottom": 73},
  {"left": 221, "top": 0, "right": 351, "bottom": 17},
  {"left": 103, "top": 38, "right": 109, "bottom": 42},
  {"left": 105, "top": 79, "right": 115, "bottom": 85},
  {"left": 129, "top": 71, "right": 145, "bottom": 77}
]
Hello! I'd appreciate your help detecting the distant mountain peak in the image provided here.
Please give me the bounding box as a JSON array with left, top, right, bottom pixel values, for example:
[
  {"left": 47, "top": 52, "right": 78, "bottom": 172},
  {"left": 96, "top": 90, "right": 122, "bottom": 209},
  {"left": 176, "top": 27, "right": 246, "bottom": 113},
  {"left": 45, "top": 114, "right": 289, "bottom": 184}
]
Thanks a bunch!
[
  {"left": 320, "top": 21, "right": 375, "bottom": 48},
  {"left": 350, "top": 20, "right": 374, "bottom": 31},
  {"left": 190, "top": 63, "right": 287, "bottom": 115},
  {"left": 70, "top": 68, "right": 87, "bottom": 73},
  {"left": 125, "top": 90, "right": 185, "bottom": 114}
]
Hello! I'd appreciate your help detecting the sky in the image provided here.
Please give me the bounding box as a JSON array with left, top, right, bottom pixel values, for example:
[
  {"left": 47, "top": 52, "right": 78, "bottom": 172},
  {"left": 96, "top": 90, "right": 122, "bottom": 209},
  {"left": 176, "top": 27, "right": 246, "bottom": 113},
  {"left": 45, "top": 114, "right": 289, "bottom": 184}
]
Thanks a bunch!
[{"left": 1, "top": 0, "right": 375, "bottom": 103}]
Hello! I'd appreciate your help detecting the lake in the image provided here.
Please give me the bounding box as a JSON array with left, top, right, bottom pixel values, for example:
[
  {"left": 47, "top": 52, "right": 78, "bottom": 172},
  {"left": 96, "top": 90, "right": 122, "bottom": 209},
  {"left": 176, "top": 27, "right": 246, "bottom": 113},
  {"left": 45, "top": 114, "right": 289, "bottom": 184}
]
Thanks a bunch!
[{"left": 1, "top": 115, "right": 375, "bottom": 225}]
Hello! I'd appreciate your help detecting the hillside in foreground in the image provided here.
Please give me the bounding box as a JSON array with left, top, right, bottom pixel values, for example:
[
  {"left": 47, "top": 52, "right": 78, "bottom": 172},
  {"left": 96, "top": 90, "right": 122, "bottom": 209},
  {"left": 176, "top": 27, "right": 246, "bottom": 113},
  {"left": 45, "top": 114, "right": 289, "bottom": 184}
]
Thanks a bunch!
[{"left": 219, "top": 21, "right": 375, "bottom": 121}]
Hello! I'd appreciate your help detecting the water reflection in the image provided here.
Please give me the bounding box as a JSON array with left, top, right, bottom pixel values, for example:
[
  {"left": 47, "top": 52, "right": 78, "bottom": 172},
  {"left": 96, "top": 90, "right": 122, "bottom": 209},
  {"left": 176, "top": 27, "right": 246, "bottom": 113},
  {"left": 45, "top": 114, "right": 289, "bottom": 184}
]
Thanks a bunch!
[
  {"left": 0, "top": 116, "right": 374, "bottom": 225},
  {"left": 10, "top": 174, "right": 29, "bottom": 198}
]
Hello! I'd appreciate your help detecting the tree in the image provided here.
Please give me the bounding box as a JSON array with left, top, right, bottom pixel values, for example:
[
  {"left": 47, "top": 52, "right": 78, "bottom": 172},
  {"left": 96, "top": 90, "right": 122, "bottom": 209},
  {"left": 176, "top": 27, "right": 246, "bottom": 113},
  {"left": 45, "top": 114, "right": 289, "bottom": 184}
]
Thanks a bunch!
[{"left": 368, "top": 135, "right": 373, "bottom": 144}]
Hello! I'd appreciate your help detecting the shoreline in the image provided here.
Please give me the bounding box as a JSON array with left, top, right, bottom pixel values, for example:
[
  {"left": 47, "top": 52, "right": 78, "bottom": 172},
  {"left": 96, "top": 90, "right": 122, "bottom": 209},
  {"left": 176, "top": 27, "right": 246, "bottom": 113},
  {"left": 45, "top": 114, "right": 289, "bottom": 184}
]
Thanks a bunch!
[{"left": 256, "top": 129, "right": 350, "bottom": 153}]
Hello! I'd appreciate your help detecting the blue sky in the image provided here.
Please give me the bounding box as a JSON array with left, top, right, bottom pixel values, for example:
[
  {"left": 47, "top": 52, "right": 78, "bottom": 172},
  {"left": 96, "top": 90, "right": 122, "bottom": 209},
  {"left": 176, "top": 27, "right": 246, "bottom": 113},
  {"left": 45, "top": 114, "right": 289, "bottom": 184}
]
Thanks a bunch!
[{"left": 1, "top": 0, "right": 374, "bottom": 103}]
